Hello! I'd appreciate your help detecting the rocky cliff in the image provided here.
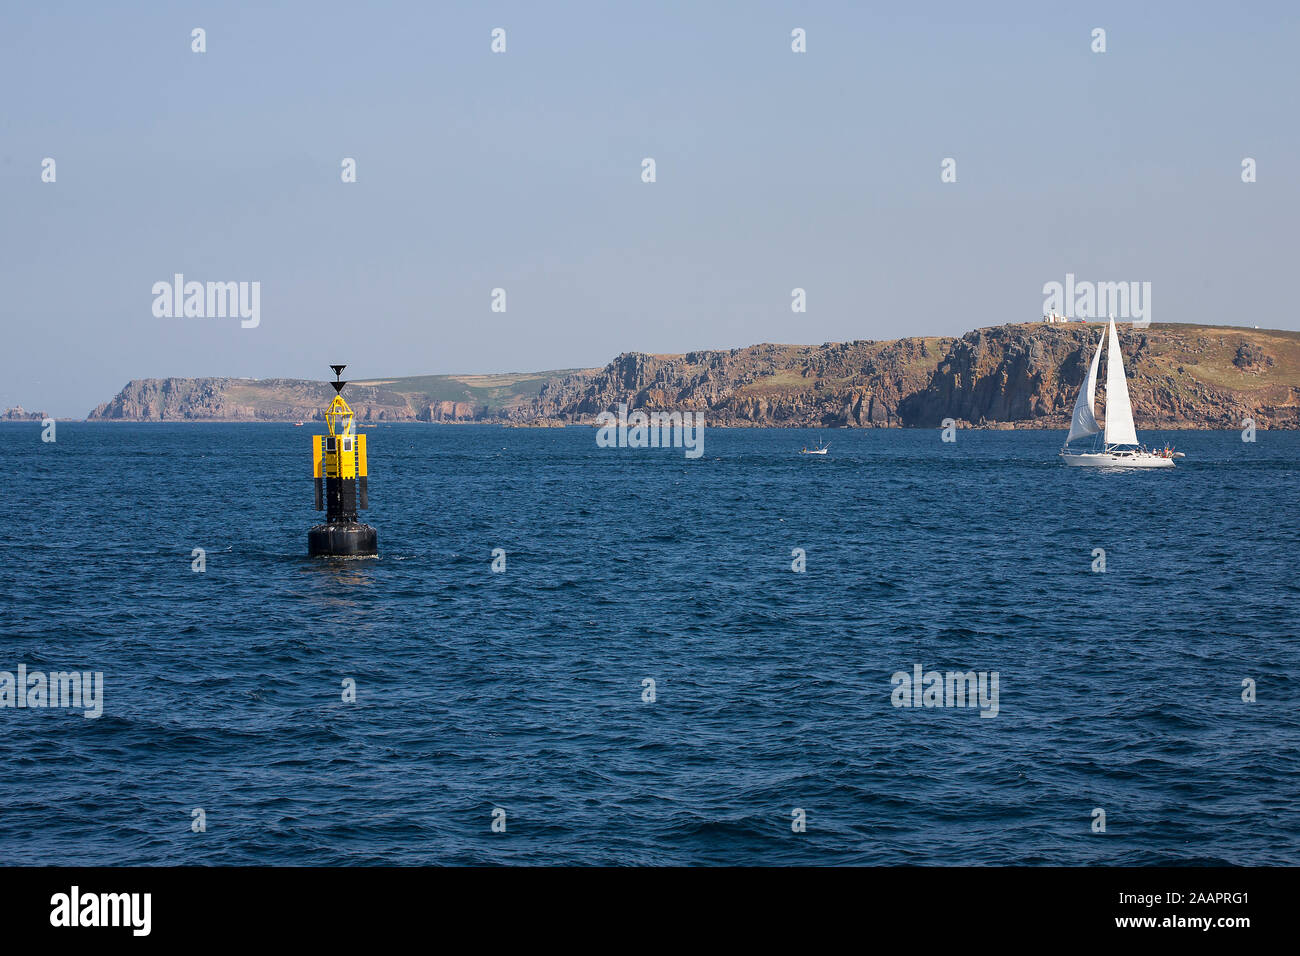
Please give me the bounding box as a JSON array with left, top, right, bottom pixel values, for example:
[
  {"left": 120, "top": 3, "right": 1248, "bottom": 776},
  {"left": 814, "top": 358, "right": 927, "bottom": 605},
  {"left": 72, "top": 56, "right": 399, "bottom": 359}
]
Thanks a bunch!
[
  {"left": 87, "top": 370, "right": 581, "bottom": 423},
  {"left": 2, "top": 406, "right": 49, "bottom": 421},
  {"left": 87, "top": 323, "right": 1300, "bottom": 428},
  {"left": 513, "top": 337, "right": 951, "bottom": 427},
  {"left": 896, "top": 323, "right": 1300, "bottom": 429},
  {"left": 88, "top": 378, "right": 420, "bottom": 422}
]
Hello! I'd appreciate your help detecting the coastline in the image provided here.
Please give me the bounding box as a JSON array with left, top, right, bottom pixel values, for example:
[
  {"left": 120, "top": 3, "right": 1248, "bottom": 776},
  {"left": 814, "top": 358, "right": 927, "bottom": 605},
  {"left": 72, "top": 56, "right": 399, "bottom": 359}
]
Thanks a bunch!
[{"left": 69, "top": 322, "right": 1300, "bottom": 431}]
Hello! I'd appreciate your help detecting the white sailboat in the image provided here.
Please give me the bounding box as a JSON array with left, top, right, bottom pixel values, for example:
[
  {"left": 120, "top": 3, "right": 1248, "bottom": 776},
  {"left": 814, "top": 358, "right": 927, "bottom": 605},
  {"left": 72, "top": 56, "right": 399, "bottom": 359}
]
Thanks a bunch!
[
  {"left": 800, "top": 438, "right": 830, "bottom": 455},
  {"left": 1059, "top": 316, "right": 1177, "bottom": 468}
]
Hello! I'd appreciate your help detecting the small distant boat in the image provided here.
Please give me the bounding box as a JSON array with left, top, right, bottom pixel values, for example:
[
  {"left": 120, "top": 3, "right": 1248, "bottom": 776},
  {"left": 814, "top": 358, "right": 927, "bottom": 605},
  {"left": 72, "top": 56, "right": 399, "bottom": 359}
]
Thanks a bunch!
[
  {"left": 293, "top": 421, "right": 305, "bottom": 427},
  {"left": 1059, "top": 316, "right": 1176, "bottom": 468},
  {"left": 800, "top": 438, "right": 830, "bottom": 456}
]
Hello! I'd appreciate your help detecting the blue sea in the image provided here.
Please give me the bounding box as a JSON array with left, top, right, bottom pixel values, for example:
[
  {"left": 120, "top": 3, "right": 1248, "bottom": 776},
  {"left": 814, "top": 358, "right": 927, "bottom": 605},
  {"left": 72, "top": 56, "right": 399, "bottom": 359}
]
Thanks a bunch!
[{"left": 2, "top": 423, "right": 1297, "bottom": 865}]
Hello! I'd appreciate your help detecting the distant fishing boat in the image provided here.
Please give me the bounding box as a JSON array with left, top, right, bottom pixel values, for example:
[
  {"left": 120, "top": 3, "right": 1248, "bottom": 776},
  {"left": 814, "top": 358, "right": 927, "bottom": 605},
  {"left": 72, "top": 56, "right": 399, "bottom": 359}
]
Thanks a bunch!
[
  {"left": 1059, "top": 316, "right": 1177, "bottom": 468},
  {"left": 294, "top": 421, "right": 305, "bottom": 427},
  {"left": 800, "top": 438, "right": 830, "bottom": 456}
]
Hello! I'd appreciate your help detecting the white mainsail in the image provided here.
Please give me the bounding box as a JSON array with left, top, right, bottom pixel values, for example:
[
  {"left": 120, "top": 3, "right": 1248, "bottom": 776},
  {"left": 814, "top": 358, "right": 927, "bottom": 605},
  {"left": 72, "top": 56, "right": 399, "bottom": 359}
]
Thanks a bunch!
[
  {"left": 1065, "top": 332, "right": 1103, "bottom": 445},
  {"left": 1102, "top": 316, "right": 1138, "bottom": 447}
]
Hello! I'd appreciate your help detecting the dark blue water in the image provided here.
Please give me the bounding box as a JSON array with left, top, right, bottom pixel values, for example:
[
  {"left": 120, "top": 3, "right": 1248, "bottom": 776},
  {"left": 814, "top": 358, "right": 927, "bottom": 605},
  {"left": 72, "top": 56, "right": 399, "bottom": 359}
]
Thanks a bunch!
[{"left": 2, "top": 422, "right": 1297, "bottom": 865}]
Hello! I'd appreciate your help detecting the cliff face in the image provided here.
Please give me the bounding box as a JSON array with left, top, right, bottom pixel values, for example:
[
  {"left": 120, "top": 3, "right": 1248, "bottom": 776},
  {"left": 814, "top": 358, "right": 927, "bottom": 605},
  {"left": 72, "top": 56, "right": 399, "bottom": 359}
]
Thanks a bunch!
[
  {"left": 88, "top": 378, "right": 424, "bottom": 422},
  {"left": 86, "top": 323, "right": 1300, "bottom": 428},
  {"left": 420, "top": 401, "right": 478, "bottom": 422},
  {"left": 2, "top": 406, "right": 49, "bottom": 421},
  {"left": 86, "top": 369, "right": 580, "bottom": 422},
  {"left": 521, "top": 324, "right": 1298, "bottom": 429},
  {"left": 897, "top": 324, "right": 1300, "bottom": 429},
  {"left": 514, "top": 337, "right": 951, "bottom": 427}
]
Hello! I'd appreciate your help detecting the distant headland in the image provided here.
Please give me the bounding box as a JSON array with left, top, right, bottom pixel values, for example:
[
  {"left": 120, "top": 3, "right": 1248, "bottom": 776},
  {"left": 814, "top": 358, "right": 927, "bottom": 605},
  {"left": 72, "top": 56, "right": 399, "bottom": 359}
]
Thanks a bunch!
[
  {"left": 1, "top": 405, "right": 50, "bottom": 422},
  {"left": 82, "top": 322, "right": 1300, "bottom": 430}
]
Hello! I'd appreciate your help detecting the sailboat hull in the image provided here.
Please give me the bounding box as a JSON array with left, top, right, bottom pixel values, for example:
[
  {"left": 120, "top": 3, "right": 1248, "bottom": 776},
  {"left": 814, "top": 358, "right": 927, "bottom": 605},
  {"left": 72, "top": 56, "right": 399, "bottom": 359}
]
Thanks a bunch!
[{"left": 1059, "top": 451, "right": 1174, "bottom": 468}]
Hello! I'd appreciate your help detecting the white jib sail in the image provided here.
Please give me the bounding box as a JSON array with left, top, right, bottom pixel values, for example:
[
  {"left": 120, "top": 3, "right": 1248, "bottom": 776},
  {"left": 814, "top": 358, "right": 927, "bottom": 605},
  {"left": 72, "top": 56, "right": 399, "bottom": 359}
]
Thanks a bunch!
[
  {"left": 1065, "top": 332, "right": 1103, "bottom": 445},
  {"left": 1103, "top": 316, "right": 1139, "bottom": 447}
]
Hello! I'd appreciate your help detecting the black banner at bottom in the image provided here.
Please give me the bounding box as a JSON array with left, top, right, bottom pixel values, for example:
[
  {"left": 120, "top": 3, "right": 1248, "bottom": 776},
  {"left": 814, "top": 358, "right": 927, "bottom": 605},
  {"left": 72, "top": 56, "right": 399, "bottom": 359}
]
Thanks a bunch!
[{"left": 0, "top": 866, "right": 1276, "bottom": 942}]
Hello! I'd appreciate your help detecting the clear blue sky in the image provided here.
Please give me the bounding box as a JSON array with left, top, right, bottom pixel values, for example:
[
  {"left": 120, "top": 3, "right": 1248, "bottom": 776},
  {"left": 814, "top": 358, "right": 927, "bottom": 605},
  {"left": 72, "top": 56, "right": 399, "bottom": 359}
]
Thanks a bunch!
[{"left": 3, "top": 1, "right": 1297, "bottom": 416}]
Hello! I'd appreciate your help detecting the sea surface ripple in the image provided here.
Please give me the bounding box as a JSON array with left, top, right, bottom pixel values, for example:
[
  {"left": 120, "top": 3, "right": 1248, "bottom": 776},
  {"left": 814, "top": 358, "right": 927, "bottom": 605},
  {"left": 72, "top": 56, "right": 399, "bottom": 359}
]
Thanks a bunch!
[{"left": 1, "top": 423, "right": 1297, "bottom": 865}]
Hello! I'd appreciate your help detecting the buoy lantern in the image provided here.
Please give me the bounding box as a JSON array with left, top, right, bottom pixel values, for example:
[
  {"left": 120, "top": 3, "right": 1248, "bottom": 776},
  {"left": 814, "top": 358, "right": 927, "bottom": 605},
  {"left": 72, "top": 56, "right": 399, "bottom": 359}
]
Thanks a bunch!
[{"left": 308, "top": 365, "right": 378, "bottom": 557}]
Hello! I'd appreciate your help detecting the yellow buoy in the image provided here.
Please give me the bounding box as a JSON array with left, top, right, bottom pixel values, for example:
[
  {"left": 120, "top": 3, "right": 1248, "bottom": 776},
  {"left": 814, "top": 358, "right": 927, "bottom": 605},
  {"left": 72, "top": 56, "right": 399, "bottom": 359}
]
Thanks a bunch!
[{"left": 307, "top": 365, "right": 378, "bottom": 557}]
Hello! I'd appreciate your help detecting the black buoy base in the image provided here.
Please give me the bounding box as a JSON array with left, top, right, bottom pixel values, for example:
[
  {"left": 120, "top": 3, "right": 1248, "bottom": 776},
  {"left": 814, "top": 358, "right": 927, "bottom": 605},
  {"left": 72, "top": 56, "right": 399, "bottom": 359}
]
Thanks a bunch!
[{"left": 308, "top": 521, "right": 378, "bottom": 558}]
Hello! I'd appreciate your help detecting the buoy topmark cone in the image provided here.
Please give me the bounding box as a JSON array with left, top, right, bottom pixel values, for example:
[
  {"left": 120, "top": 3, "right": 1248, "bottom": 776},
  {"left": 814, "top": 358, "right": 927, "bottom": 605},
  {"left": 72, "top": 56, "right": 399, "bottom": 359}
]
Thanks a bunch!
[{"left": 308, "top": 366, "right": 378, "bottom": 557}]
